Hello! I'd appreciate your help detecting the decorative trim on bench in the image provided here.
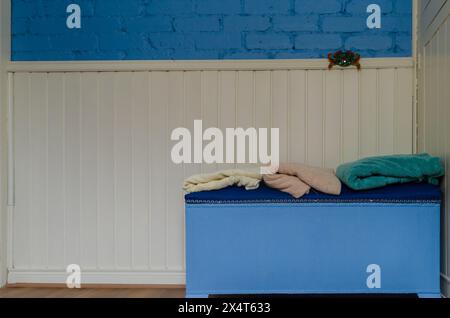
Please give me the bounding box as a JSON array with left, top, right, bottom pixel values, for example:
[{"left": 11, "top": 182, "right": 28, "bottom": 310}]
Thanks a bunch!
[{"left": 185, "top": 199, "right": 442, "bottom": 205}]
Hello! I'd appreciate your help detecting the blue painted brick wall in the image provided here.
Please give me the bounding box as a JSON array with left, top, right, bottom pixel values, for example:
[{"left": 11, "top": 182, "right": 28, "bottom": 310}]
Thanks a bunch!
[{"left": 11, "top": 0, "right": 412, "bottom": 61}]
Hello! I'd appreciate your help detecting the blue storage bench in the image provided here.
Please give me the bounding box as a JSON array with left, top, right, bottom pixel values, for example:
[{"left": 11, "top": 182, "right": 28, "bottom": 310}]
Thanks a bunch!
[{"left": 185, "top": 182, "right": 441, "bottom": 298}]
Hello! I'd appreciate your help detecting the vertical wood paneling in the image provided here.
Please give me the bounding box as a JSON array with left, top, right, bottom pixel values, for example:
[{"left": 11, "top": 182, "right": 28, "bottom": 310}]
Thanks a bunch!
[
  {"left": 13, "top": 73, "right": 30, "bottom": 269},
  {"left": 80, "top": 73, "right": 99, "bottom": 270},
  {"left": 422, "top": 44, "right": 431, "bottom": 153},
  {"left": 47, "top": 73, "right": 65, "bottom": 269},
  {"left": 181, "top": 71, "right": 203, "bottom": 270},
  {"left": 254, "top": 71, "right": 271, "bottom": 130},
  {"left": 184, "top": 72, "right": 202, "bottom": 172},
  {"left": 419, "top": 1, "right": 450, "bottom": 283},
  {"left": 150, "top": 72, "right": 169, "bottom": 270},
  {"left": 64, "top": 73, "right": 81, "bottom": 266},
  {"left": 305, "top": 71, "right": 324, "bottom": 166},
  {"left": 341, "top": 70, "right": 359, "bottom": 163},
  {"left": 167, "top": 72, "right": 185, "bottom": 271},
  {"left": 359, "top": 69, "right": 378, "bottom": 157},
  {"left": 29, "top": 73, "right": 48, "bottom": 269},
  {"left": 131, "top": 72, "right": 150, "bottom": 270},
  {"left": 97, "top": 73, "right": 115, "bottom": 270},
  {"left": 378, "top": 69, "right": 395, "bottom": 155},
  {"left": 236, "top": 71, "right": 254, "bottom": 128},
  {"left": 201, "top": 71, "right": 220, "bottom": 173},
  {"left": 236, "top": 71, "right": 255, "bottom": 169},
  {"left": 11, "top": 65, "right": 414, "bottom": 277},
  {"left": 442, "top": 26, "right": 450, "bottom": 276},
  {"left": 272, "top": 71, "right": 289, "bottom": 163},
  {"left": 427, "top": 39, "right": 438, "bottom": 153},
  {"left": 395, "top": 68, "right": 413, "bottom": 154},
  {"left": 446, "top": 17, "right": 450, "bottom": 279},
  {"left": 114, "top": 72, "right": 133, "bottom": 269},
  {"left": 324, "top": 71, "right": 341, "bottom": 169},
  {"left": 437, "top": 26, "right": 446, "bottom": 162},
  {"left": 288, "top": 71, "right": 307, "bottom": 163},
  {"left": 218, "top": 71, "right": 237, "bottom": 170}
]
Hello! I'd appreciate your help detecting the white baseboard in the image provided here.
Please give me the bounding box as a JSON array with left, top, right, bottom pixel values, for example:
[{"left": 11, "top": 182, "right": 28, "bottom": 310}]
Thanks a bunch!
[
  {"left": 8, "top": 270, "right": 186, "bottom": 286},
  {"left": 442, "top": 273, "right": 450, "bottom": 298},
  {"left": 0, "top": 263, "right": 6, "bottom": 287}
]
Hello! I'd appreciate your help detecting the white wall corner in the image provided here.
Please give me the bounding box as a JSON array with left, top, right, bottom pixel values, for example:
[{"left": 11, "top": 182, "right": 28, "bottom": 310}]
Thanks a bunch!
[
  {"left": 442, "top": 274, "right": 450, "bottom": 298},
  {"left": 412, "top": 0, "right": 419, "bottom": 154},
  {"left": 0, "top": 0, "right": 11, "bottom": 288}
]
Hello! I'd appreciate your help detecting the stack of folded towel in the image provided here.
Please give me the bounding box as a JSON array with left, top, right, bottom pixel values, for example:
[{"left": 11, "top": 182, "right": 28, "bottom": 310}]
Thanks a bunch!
[
  {"left": 183, "top": 164, "right": 342, "bottom": 198},
  {"left": 336, "top": 153, "right": 444, "bottom": 190},
  {"left": 183, "top": 154, "right": 445, "bottom": 198},
  {"left": 263, "top": 163, "right": 341, "bottom": 198},
  {"left": 183, "top": 169, "right": 262, "bottom": 194}
]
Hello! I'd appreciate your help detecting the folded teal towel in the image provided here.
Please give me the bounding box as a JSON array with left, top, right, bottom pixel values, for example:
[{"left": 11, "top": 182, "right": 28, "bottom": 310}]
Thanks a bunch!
[{"left": 336, "top": 154, "right": 444, "bottom": 191}]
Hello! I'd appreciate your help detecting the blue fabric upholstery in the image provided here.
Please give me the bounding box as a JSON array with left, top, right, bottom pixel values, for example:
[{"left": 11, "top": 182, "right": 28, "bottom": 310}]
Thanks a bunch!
[
  {"left": 185, "top": 182, "right": 442, "bottom": 204},
  {"left": 186, "top": 202, "right": 441, "bottom": 297}
]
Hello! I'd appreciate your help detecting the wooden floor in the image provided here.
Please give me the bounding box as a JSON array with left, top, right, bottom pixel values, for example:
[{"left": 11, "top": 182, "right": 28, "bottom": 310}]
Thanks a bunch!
[{"left": 0, "top": 287, "right": 186, "bottom": 298}]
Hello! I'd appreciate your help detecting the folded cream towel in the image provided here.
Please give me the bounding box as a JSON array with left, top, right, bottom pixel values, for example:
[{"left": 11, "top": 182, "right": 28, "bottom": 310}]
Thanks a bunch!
[
  {"left": 183, "top": 169, "right": 262, "bottom": 194},
  {"left": 264, "top": 163, "right": 341, "bottom": 198}
]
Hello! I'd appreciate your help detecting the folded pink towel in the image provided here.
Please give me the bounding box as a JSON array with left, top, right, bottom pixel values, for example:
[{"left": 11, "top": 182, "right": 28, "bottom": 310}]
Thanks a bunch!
[
  {"left": 263, "top": 163, "right": 341, "bottom": 198},
  {"left": 263, "top": 174, "right": 311, "bottom": 199}
]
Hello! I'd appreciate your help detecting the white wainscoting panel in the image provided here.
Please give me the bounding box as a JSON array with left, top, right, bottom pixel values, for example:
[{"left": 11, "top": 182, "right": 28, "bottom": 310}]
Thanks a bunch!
[
  {"left": 418, "top": 0, "right": 450, "bottom": 296},
  {"left": 0, "top": 0, "right": 9, "bottom": 288},
  {"left": 9, "top": 61, "right": 413, "bottom": 284}
]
